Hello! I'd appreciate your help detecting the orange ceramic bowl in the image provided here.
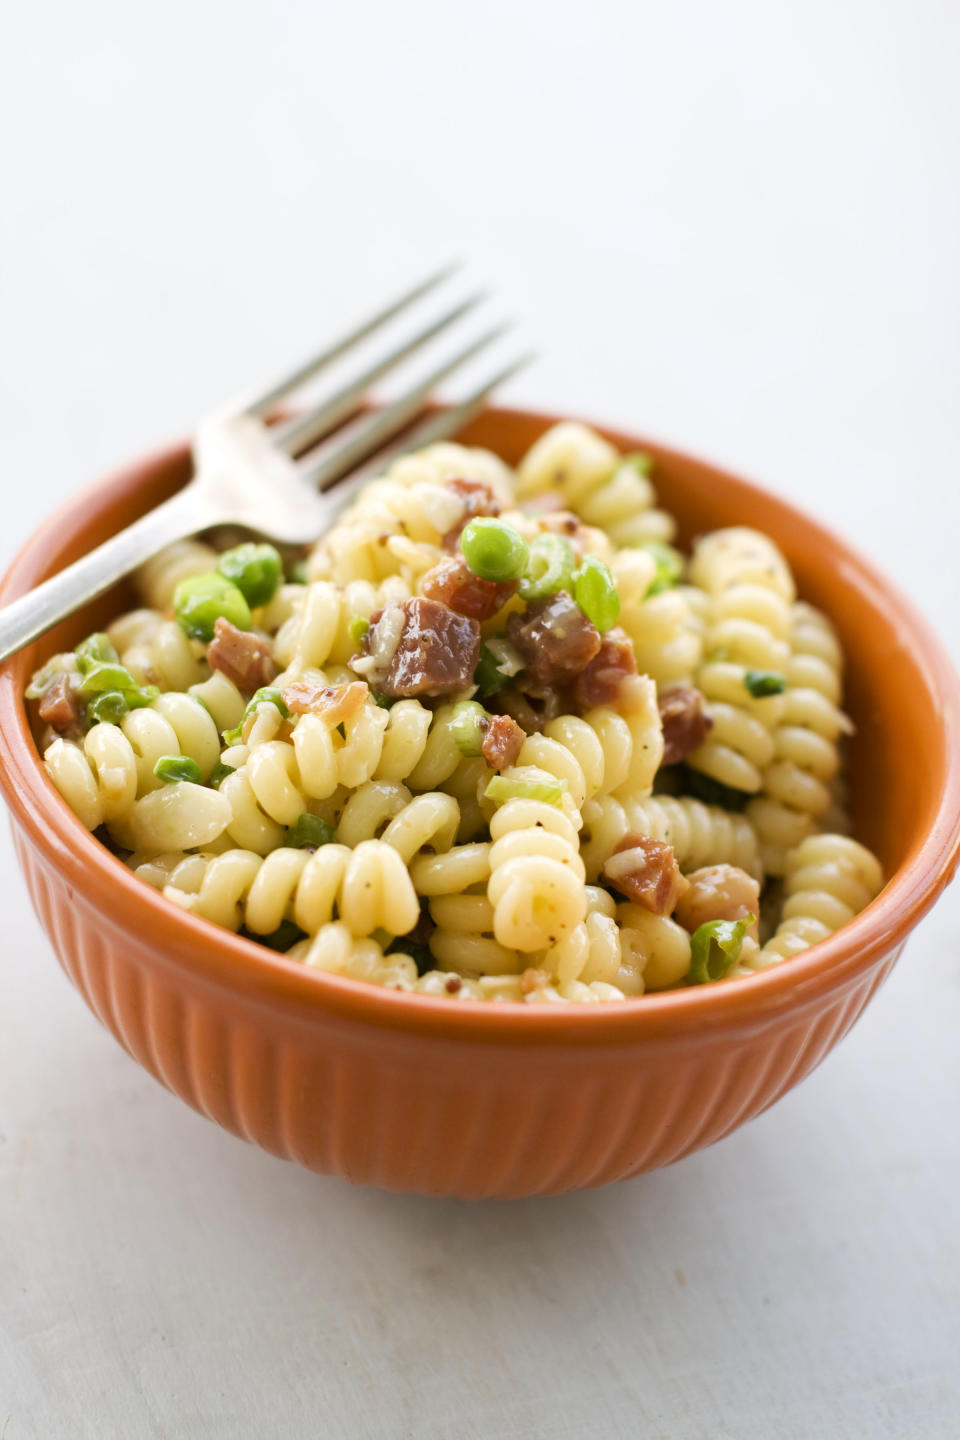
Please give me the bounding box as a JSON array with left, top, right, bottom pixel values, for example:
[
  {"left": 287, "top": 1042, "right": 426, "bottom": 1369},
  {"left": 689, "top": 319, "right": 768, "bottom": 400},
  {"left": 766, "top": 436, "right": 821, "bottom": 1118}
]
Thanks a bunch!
[{"left": 2, "top": 409, "right": 959, "bottom": 1199}]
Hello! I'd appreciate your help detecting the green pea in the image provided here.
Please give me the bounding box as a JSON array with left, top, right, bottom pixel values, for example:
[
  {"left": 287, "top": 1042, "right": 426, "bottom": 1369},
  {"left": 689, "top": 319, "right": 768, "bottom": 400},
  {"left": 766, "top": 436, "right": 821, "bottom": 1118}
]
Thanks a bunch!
[
  {"left": 283, "top": 813, "right": 335, "bottom": 850},
  {"left": 86, "top": 691, "right": 130, "bottom": 725},
  {"left": 641, "top": 541, "right": 685, "bottom": 597},
  {"left": 450, "top": 700, "right": 488, "bottom": 756},
  {"left": 216, "top": 542, "right": 283, "bottom": 609},
  {"left": 473, "top": 642, "right": 509, "bottom": 697},
  {"left": 460, "top": 518, "right": 529, "bottom": 583},
  {"left": 518, "top": 534, "right": 576, "bottom": 602},
  {"left": 173, "top": 572, "right": 252, "bottom": 642},
  {"left": 573, "top": 555, "right": 620, "bottom": 632},
  {"left": 74, "top": 632, "right": 119, "bottom": 674},
  {"left": 744, "top": 670, "right": 787, "bottom": 698},
  {"left": 153, "top": 754, "right": 204, "bottom": 785},
  {"left": 687, "top": 915, "right": 754, "bottom": 985}
]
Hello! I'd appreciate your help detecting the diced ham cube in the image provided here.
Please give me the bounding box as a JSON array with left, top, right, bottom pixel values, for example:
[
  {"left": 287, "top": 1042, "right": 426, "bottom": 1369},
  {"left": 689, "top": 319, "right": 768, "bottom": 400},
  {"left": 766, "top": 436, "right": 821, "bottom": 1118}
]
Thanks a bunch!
[
  {"left": 37, "top": 673, "right": 83, "bottom": 734},
  {"left": 572, "top": 627, "right": 637, "bottom": 710},
  {"left": 659, "top": 686, "right": 713, "bottom": 766},
  {"left": 420, "top": 555, "right": 517, "bottom": 621},
  {"left": 207, "top": 618, "right": 277, "bottom": 693},
  {"left": 480, "top": 713, "right": 525, "bottom": 770},
  {"left": 603, "top": 833, "right": 689, "bottom": 915},
  {"left": 364, "top": 598, "right": 482, "bottom": 698},
  {"left": 505, "top": 592, "right": 601, "bottom": 689}
]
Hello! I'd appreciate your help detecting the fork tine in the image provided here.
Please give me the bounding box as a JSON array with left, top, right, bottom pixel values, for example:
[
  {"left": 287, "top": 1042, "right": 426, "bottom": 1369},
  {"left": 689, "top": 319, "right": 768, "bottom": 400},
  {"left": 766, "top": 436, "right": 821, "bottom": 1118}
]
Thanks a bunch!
[
  {"left": 311, "top": 354, "right": 536, "bottom": 507},
  {"left": 353, "top": 354, "right": 536, "bottom": 470},
  {"left": 243, "top": 262, "right": 458, "bottom": 418},
  {"left": 273, "top": 292, "right": 487, "bottom": 457},
  {"left": 298, "top": 325, "right": 513, "bottom": 489}
]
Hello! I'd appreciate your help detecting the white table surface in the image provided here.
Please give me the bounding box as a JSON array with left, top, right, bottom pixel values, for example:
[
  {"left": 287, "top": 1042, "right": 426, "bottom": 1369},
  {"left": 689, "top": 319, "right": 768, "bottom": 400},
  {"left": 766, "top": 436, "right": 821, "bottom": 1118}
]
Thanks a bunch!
[{"left": 1, "top": 3, "right": 958, "bottom": 1436}]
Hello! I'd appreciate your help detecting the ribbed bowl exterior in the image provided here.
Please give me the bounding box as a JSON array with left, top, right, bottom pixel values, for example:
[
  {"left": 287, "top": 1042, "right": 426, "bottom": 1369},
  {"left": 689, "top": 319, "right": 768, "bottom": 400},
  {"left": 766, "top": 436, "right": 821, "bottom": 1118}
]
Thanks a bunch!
[
  {"left": 2, "top": 409, "right": 957, "bottom": 1199},
  {"left": 12, "top": 820, "right": 902, "bottom": 1198}
]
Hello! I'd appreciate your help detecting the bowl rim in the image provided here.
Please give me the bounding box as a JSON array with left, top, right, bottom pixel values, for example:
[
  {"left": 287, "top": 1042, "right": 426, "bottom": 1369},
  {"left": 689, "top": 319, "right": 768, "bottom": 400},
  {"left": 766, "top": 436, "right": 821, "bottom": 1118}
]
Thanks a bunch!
[{"left": 2, "top": 406, "right": 959, "bottom": 1045}]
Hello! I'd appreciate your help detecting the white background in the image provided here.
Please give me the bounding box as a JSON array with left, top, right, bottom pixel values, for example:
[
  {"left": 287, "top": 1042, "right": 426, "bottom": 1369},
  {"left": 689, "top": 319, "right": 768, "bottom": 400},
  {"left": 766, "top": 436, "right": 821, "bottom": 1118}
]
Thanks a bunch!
[{"left": 1, "top": 2, "right": 959, "bottom": 1436}]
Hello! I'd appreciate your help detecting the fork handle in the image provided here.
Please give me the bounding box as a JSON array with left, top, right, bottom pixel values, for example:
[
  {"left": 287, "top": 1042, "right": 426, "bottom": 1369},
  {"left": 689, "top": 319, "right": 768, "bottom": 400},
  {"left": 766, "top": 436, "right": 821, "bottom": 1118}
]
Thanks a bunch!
[{"left": 0, "top": 486, "right": 217, "bottom": 665}]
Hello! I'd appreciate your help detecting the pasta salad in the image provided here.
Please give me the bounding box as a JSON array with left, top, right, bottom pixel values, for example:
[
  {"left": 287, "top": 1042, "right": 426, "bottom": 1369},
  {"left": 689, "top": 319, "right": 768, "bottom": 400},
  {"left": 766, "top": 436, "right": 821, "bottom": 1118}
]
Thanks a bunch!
[{"left": 28, "top": 422, "right": 883, "bottom": 1003}]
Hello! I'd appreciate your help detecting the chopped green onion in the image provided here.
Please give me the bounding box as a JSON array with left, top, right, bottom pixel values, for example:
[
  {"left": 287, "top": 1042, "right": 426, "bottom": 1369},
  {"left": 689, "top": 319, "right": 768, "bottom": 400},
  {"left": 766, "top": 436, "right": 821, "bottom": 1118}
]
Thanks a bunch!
[
  {"left": 74, "top": 632, "right": 119, "bottom": 674},
  {"left": 77, "top": 662, "right": 134, "bottom": 694},
  {"left": 216, "top": 542, "right": 282, "bottom": 609},
  {"left": 744, "top": 669, "right": 787, "bottom": 698},
  {"left": 78, "top": 660, "right": 158, "bottom": 710},
  {"left": 247, "top": 920, "right": 307, "bottom": 952},
  {"left": 153, "top": 755, "right": 203, "bottom": 785},
  {"left": 290, "top": 560, "right": 309, "bottom": 585},
  {"left": 460, "top": 518, "right": 529, "bottom": 583},
  {"left": 573, "top": 555, "right": 620, "bottom": 632},
  {"left": 518, "top": 534, "right": 576, "bottom": 602},
  {"left": 687, "top": 914, "right": 755, "bottom": 984},
  {"left": 484, "top": 774, "right": 568, "bottom": 807},
  {"left": 86, "top": 691, "right": 130, "bottom": 724},
  {"left": 173, "top": 572, "right": 252, "bottom": 642},
  {"left": 473, "top": 642, "right": 510, "bottom": 697},
  {"left": 372, "top": 692, "right": 394, "bottom": 710},
  {"left": 208, "top": 761, "right": 236, "bottom": 789},
  {"left": 641, "top": 541, "right": 685, "bottom": 597},
  {"left": 283, "top": 813, "right": 335, "bottom": 850},
  {"left": 348, "top": 615, "right": 370, "bottom": 647},
  {"left": 618, "top": 451, "right": 654, "bottom": 478},
  {"left": 450, "top": 700, "right": 488, "bottom": 757}
]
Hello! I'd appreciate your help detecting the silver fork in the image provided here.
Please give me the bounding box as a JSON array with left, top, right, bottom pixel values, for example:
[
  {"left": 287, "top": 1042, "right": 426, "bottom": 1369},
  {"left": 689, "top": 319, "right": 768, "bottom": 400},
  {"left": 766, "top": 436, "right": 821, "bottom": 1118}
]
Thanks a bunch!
[{"left": 0, "top": 266, "right": 530, "bottom": 664}]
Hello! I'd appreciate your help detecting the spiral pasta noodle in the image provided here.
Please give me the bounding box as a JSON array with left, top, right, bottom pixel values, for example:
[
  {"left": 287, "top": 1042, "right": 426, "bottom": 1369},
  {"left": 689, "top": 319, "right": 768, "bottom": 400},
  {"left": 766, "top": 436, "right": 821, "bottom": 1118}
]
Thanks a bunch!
[
  {"left": 685, "top": 527, "right": 795, "bottom": 793},
  {"left": 515, "top": 422, "right": 675, "bottom": 547},
  {"left": 157, "top": 838, "right": 420, "bottom": 940},
  {"left": 108, "top": 609, "right": 209, "bottom": 692},
  {"left": 614, "top": 550, "right": 705, "bottom": 690},
  {"left": 485, "top": 785, "right": 587, "bottom": 953},
  {"left": 762, "top": 834, "right": 884, "bottom": 959},
  {"left": 579, "top": 794, "right": 762, "bottom": 884},
  {"left": 747, "top": 602, "right": 851, "bottom": 874}
]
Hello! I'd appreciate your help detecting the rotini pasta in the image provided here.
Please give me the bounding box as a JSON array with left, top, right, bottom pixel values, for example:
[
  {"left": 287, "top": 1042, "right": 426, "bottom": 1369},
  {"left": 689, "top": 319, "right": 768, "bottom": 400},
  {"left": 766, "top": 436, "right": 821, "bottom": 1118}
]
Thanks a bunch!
[
  {"left": 747, "top": 602, "right": 852, "bottom": 874},
  {"left": 762, "top": 834, "right": 883, "bottom": 959},
  {"left": 686, "top": 527, "right": 795, "bottom": 794},
  {"left": 31, "top": 422, "right": 882, "bottom": 1004},
  {"left": 515, "top": 422, "right": 675, "bottom": 547}
]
